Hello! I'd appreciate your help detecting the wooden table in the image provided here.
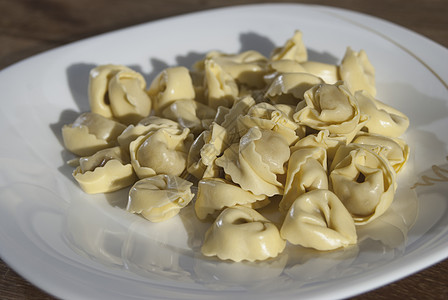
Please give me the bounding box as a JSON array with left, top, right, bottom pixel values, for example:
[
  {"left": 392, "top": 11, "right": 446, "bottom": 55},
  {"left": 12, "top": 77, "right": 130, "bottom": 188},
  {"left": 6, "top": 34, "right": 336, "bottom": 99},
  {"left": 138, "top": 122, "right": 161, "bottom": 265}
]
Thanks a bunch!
[{"left": 0, "top": 0, "right": 447, "bottom": 299}]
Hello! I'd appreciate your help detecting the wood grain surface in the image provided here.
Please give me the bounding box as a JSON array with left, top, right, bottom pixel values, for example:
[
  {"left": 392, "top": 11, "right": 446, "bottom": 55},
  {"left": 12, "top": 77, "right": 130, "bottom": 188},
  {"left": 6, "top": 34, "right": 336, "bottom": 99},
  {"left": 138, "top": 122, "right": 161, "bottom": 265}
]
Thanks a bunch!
[{"left": 0, "top": 0, "right": 447, "bottom": 299}]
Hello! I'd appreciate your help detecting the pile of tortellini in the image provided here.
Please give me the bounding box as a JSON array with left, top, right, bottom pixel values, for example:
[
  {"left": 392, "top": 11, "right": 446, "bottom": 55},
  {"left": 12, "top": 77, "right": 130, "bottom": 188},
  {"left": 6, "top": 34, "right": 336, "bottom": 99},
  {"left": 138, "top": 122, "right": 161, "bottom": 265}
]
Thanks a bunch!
[{"left": 62, "top": 30, "right": 410, "bottom": 262}]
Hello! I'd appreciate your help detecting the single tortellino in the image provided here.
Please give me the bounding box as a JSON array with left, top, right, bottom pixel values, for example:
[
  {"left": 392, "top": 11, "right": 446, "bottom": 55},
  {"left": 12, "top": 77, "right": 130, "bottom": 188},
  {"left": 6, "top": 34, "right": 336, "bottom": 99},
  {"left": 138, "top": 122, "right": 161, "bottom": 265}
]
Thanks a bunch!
[
  {"left": 73, "top": 146, "right": 137, "bottom": 194},
  {"left": 339, "top": 47, "right": 376, "bottom": 97},
  {"left": 355, "top": 90, "right": 409, "bottom": 137},
  {"left": 187, "top": 122, "right": 228, "bottom": 179},
  {"left": 215, "top": 127, "right": 290, "bottom": 197},
  {"left": 279, "top": 146, "right": 328, "bottom": 213},
  {"left": 293, "top": 82, "right": 368, "bottom": 143},
  {"left": 117, "top": 116, "right": 182, "bottom": 150},
  {"left": 271, "top": 30, "right": 308, "bottom": 63},
  {"left": 352, "top": 132, "right": 409, "bottom": 173},
  {"left": 127, "top": 174, "right": 194, "bottom": 222},
  {"left": 161, "top": 99, "right": 217, "bottom": 135},
  {"left": 237, "top": 102, "right": 302, "bottom": 146},
  {"left": 204, "top": 58, "right": 239, "bottom": 109},
  {"left": 195, "top": 178, "right": 267, "bottom": 220},
  {"left": 280, "top": 189, "right": 357, "bottom": 251},
  {"left": 330, "top": 144, "right": 397, "bottom": 225},
  {"left": 265, "top": 73, "right": 323, "bottom": 106},
  {"left": 147, "top": 66, "right": 196, "bottom": 112},
  {"left": 201, "top": 206, "right": 286, "bottom": 262},
  {"left": 88, "top": 64, "right": 152, "bottom": 124},
  {"left": 206, "top": 50, "right": 268, "bottom": 88},
  {"left": 301, "top": 61, "right": 340, "bottom": 84},
  {"left": 291, "top": 129, "right": 346, "bottom": 163},
  {"left": 129, "top": 127, "right": 193, "bottom": 179},
  {"left": 62, "top": 112, "right": 126, "bottom": 156}
]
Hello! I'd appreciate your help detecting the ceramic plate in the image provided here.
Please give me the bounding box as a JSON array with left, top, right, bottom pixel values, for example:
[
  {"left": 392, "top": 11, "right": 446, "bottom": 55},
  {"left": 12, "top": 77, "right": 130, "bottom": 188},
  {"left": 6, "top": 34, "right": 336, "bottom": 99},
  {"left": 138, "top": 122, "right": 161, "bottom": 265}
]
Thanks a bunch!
[{"left": 0, "top": 4, "right": 447, "bottom": 299}]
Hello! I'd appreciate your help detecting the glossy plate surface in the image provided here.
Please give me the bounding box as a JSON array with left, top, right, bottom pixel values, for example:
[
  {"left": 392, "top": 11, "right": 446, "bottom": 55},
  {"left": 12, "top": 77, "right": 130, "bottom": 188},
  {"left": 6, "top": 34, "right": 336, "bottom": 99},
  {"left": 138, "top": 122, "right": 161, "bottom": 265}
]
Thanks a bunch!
[{"left": 0, "top": 4, "right": 447, "bottom": 299}]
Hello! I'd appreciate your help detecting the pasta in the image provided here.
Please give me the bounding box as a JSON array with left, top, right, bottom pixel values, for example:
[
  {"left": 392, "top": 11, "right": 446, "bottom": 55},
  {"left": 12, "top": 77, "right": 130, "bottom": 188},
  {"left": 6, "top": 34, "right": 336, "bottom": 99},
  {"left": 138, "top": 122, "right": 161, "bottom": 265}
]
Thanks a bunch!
[{"left": 61, "top": 30, "right": 411, "bottom": 262}]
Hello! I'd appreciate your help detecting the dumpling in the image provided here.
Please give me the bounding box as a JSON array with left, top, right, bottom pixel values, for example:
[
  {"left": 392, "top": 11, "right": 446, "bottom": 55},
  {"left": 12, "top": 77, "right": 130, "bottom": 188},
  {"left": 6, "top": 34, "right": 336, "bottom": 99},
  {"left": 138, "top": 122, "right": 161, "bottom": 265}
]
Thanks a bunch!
[
  {"left": 352, "top": 132, "right": 409, "bottom": 173},
  {"left": 147, "top": 66, "right": 196, "bottom": 112},
  {"left": 201, "top": 206, "right": 286, "bottom": 262},
  {"left": 161, "top": 99, "right": 217, "bottom": 135},
  {"left": 279, "top": 146, "right": 328, "bottom": 213},
  {"left": 339, "top": 47, "right": 376, "bottom": 97},
  {"left": 62, "top": 112, "right": 126, "bottom": 156},
  {"left": 195, "top": 178, "right": 267, "bottom": 220},
  {"left": 270, "top": 30, "right": 308, "bottom": 63},
  {"left": 265, "top": 73, "right": 323, "bottom": 106},
  {"left": 237, "top": 102, "right": 303, "bottom": 146},
  {"left": 293, "top": 82, "right": 368, "bottom": 143},
  {"left": 204, "top": 58, "right": 239, "bottom": 109},
  {"left": 329, "top": 144, "right": 397, "bottom": 225},
  {"left": 355, "top": 90, "right": 409, "bottom": 137},
  {"left": 280, "top": 189, "right": 357, "bottom": 251},
  {"left": 129, "top": 127, "right": 193, "bottom": 179},
  {"left": 117, "top": 116, "right": 182, "bottom": 150},
  {"left": 127, "top": 175, "right": 194, "bottom": 222},
  {"left": 73, "top": 146, "right": 137, "bottom": 194},
  {"left": 205, "top": 50, "right": 268, "bottom": 88},
  {"left": 88, "top": 64, "right": 152, "bottom": 124},
  {"left": 263, "top": 59, "right": 307, "bottom": 85},
  {"left": 215, "top": 127, "right": 290, "bottom": 197}
]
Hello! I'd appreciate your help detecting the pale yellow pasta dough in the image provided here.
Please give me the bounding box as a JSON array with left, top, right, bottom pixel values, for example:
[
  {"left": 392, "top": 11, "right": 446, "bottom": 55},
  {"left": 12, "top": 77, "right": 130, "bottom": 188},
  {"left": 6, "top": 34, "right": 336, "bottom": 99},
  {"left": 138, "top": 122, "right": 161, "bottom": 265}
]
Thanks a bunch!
[
  {"left": 117, "top": 116, "right": 182, "bottom": 150},
  {"left": 62, "top": 112, "right": 126, "bottom": 156},
  {"left": 88, "top": 64, "right": 151, "bottom": 124},
  {"left": 301, "top": 61, "right": 340, "bottom": 84},
  {"left": 204, "top": 58, "right": 239, "bottom": 109},
  {"left": 330, "top": 144, "right": 397, "bottom": 225},
  {"left": 352, "top": 132, "right": 409, "bottom": 173},
  {"left": 129, "top": 127, "right": 193, "bottom": 179},
  {"left": 355, "top": 90, "right": 409, "bottom": 137},
  {"left": 293, "top": 81, "right": 368, "bottom": 143},
  {"left": 195, "top": 178, "right": 266, "bottom": 220},
  {"left": 215, "top": 127, "right": 290, "bottom": 196},
  {"left": 205, "top": 50, "right": 268, "bottom": 88},
  {"left": 264, "top": 59, "right": 307, "bottom": 85},
  {"left": 279, "top": 146, "right": 328, "bottom": 213},
  {"left": 280, "top": 189, "right": 357, "bottom": 251},
  {"left": 127, "top": 174, "right": 194, "bottom": 222},
  {"left": 291, "top": 129, "right": 346, "bottom": 162},
  {"left": 73, "top": 146, "right": 137, "bottom": 194},
  {"left": 161, "top": 99, "right": 217, "bottom": 135},
  {"left": 201, "top": 206, "right": 286, "bottom": 262},
  {"left": 148, "top": 66, "right": 196, "bottom": 112},
  {"left": 339, "top": 47, "right": 376, "bottom": 97},
  {"left": 265, "top": 73, "right": 323, "bottom": 105},
  {"left": 187, "top": 122, "right": 228, "bottom": 179},
  {"left": 237, "top": 102, "right": 302, "bottom": 146},
  {"left": 271, "top": 30, "right": 308, "bottom": 62}
]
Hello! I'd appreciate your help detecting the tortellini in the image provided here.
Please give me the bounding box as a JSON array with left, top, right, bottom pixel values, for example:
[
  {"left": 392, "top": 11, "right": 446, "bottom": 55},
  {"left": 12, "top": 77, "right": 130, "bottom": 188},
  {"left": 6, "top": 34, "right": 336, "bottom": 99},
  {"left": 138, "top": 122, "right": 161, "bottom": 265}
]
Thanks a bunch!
[
  {"left": 130, "top": 127, "right": 193, "bottom": 179},
  {"left": 330, "top": 144, "right": 397, "bottom": 225},
  {"left": 89, "top": 64, "right": 152, "bottom": 124},
  {"left": 201, "top": 206, "right": 286, "bottom": 262},
  {"left": 355, "top": 90, "right": 409, "bottom": 137},
  {"left": 62, "top": 112, "right": 126, "bottom": 156},
  {"left": 280, "top": 189, "right": 357, "bottom": 251},
  {"left": 61, "top": 29, "right": 411, "bottom": 263},
  {"left": 195, "top": 178, "right": 266, "bottom": 220},
  {"left": 147, "top": 66, "right": 196, "bottom": 112},
  {"left": 73, "top": 146, "right": 137, "bottom": 194},
  {"left": 293, "top": 81, "right": 368, "bottom": 143},
  {"left": 215, "top": 127, "right": 290, "bottom": 197},
  {"left": 339, "top": 47, "right": 376, "bottom": 97},
  {"left": 127, "top": 175, "right": 194, "bottom": 222}
]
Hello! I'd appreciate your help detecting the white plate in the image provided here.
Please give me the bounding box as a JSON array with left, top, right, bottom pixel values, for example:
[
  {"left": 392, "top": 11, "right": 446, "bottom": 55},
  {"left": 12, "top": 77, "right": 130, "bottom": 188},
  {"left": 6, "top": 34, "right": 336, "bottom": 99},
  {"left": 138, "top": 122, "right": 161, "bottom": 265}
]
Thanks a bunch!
[{"left": 0, "top": 3, "right": 447, "bottom": 299}]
